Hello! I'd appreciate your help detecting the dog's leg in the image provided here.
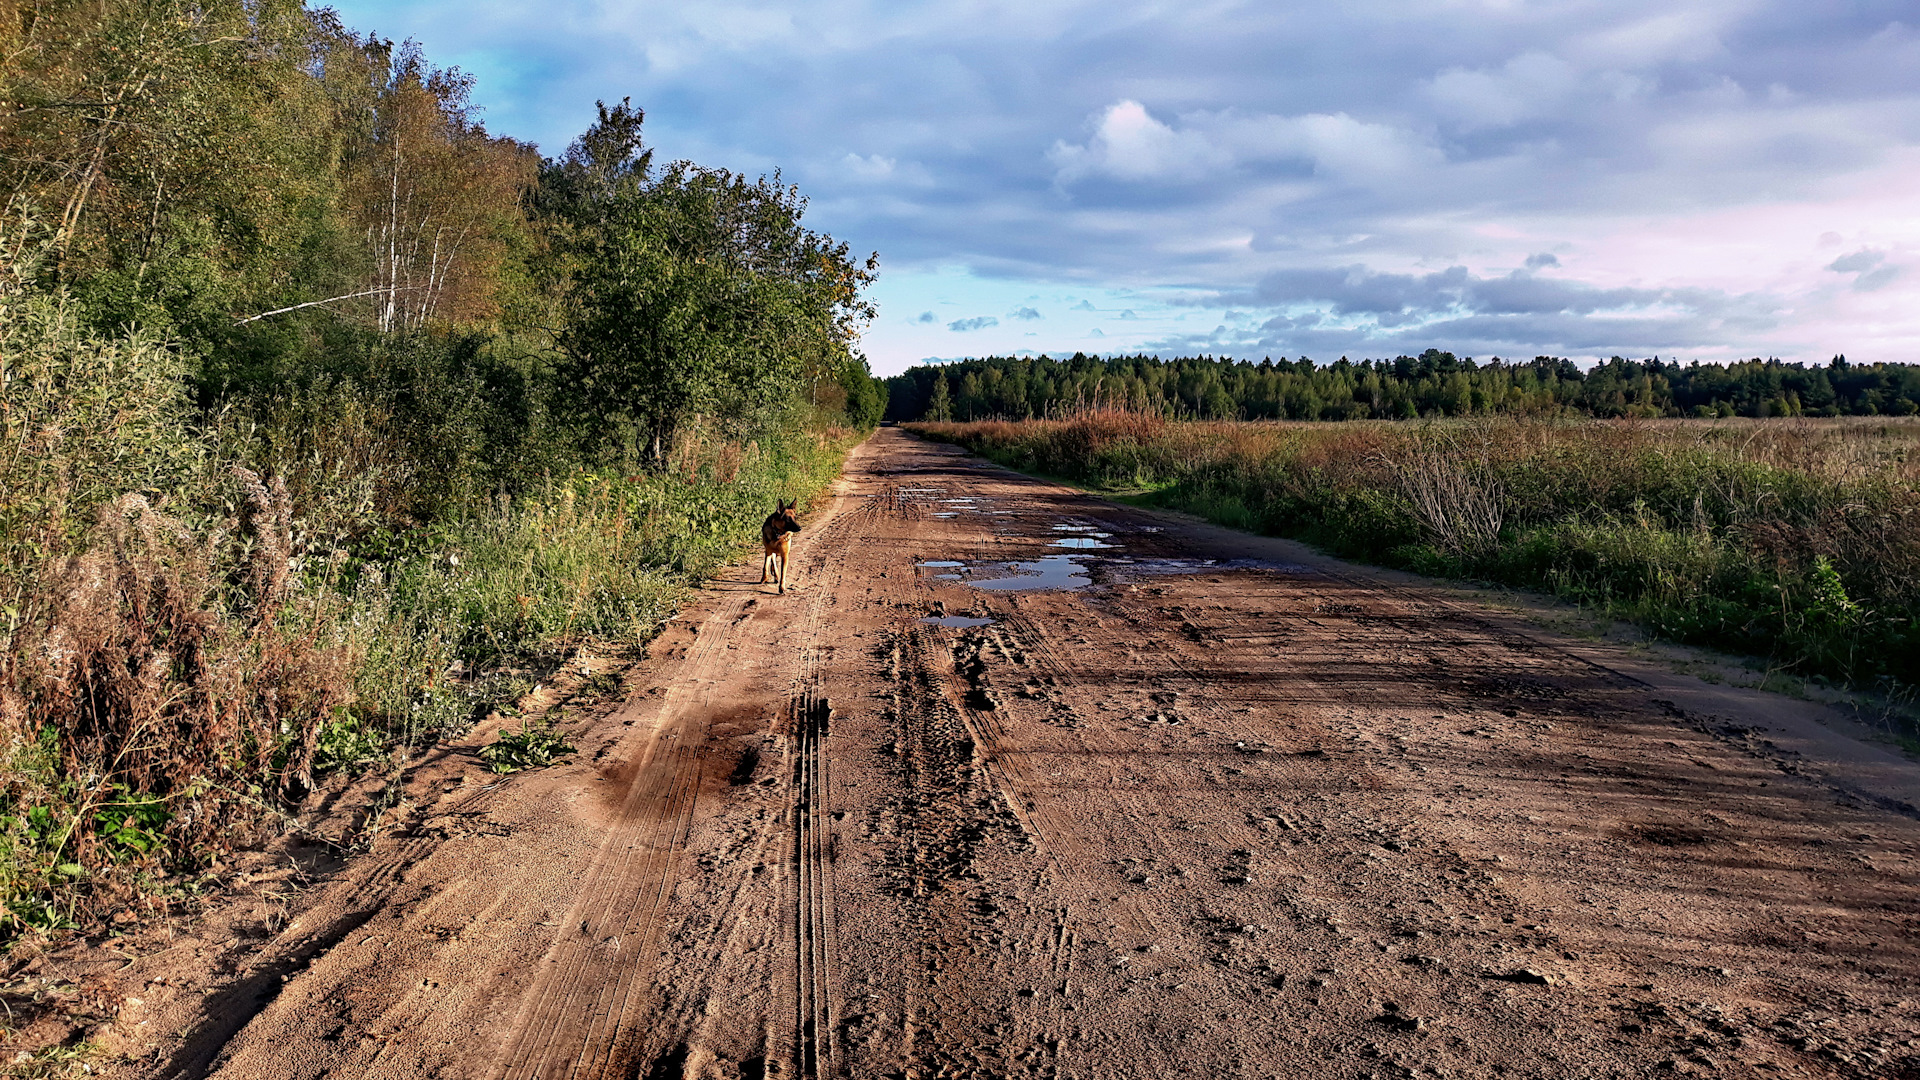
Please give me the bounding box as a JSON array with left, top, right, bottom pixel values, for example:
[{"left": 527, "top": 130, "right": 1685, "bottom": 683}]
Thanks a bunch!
[
  {"left": 776, "top": 553, "right": 786, "bottom": 594},
  {"left": 760, "top": 552, "right": 770, "bottom": 584}
]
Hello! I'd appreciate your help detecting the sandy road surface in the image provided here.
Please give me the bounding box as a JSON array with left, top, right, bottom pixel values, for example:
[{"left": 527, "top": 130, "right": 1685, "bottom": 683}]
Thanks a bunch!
[{"left": 128, "top": 428, "right": 1920, "bottom": 1079}]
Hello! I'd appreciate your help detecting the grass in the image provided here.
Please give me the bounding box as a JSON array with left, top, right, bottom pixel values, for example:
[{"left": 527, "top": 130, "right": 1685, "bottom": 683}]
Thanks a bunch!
[
  {"left": 0, "top": 420, "right": 855, "bottom": 943},
  {"left": 911, "top": 410, "right": 1920, "bottom": 716}
]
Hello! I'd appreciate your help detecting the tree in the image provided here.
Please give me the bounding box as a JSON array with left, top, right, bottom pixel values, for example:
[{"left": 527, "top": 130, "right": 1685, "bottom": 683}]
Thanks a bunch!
[
  {"left": 927, "top": 373, "right": 954, "bottom": 421},
  {"left": 558, "top": 159, "right": 877, "bottom": 464},
  {"left": 342, "top": 39, "right": 539, "bottom": 331},
  {"left": 0, "top": 0, "right": 358, "bottom": 339}
]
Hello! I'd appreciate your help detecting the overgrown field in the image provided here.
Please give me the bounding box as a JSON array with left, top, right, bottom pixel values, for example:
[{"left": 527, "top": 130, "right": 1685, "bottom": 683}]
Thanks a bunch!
[{"left": 912, "top": 411, "right": 1920, "bottom": 701}]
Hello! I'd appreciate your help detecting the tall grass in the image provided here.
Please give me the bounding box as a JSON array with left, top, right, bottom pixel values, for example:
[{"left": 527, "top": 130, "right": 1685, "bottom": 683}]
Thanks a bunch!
[{"left": 913, "top": 410, "right": 1920, "bottom": 696}]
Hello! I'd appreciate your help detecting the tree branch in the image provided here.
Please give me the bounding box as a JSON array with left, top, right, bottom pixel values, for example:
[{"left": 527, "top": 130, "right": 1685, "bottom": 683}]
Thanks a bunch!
[{"left": 231, "top": 287, "right": 399, "bottom": 326}]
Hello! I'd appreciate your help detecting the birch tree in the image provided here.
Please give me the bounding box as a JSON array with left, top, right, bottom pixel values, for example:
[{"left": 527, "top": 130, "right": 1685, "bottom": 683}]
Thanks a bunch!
[{"left": 341, "top": 39, "right": 537, "bottom": 332}]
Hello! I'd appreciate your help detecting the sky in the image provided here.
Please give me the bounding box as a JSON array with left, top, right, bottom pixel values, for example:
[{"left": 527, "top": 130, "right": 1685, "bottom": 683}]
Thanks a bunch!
[{"left": 327, "top": 0, "right": 1920, "bottom": 376}]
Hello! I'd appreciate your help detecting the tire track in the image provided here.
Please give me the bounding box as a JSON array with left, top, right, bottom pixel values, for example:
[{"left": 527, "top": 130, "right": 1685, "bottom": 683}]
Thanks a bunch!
[
  {"left": 487, "top": 593, "right": 749, "bottom": 1080},
  {"left": 789, "top": 690, "right": 833, "bottom": 1079}
]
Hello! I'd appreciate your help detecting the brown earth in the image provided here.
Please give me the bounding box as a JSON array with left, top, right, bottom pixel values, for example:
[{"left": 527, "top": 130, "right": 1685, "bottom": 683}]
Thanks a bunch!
[{"left": 58, "top": 428, "right": 1920, "bottom": 1078}]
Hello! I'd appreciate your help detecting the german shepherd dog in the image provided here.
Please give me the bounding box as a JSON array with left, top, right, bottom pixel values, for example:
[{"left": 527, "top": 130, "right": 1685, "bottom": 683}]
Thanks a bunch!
[{"left": 760, "top": 500, "right": 801, "bottom": 593}]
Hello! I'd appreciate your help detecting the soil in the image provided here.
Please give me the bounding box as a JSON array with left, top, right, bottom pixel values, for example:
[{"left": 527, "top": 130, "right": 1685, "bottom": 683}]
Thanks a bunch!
[{"left": 33, "top": 428, "right": 1920, "bottom": 1078}]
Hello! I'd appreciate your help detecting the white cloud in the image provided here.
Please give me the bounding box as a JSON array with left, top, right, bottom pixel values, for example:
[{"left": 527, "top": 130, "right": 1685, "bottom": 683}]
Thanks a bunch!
[
  {"left": 1051, "top": 100, "right": 1437, "bottom": 187},
  {"left": 842, "top": 153, "right": 897, "bottom": 181},
  {"left": 1048, "top": 100, "right": 1231, "bottom": 183},
  {"left": 1424, "top": 51, "right": 1580, "bottom": 130}
]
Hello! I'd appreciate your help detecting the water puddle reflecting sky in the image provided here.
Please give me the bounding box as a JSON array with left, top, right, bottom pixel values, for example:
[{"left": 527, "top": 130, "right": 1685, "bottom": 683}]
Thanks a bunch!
[{"left": 966, "top": 555, "right": 1093, "bottom": 591}]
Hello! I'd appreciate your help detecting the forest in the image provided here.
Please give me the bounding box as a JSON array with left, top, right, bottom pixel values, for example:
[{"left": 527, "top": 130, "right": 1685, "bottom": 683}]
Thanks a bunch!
[
  {"left": 887, "top": 350, "right": 1920, "bottom": 423},
  {"left": 0, "top": 0, "right": 881, "bottom": 939}
]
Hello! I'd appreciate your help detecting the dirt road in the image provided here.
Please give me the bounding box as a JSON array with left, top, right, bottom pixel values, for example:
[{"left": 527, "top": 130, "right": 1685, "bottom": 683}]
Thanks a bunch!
[{"left": 120, "top": 428, "right": 1920, "bottom": 1079}]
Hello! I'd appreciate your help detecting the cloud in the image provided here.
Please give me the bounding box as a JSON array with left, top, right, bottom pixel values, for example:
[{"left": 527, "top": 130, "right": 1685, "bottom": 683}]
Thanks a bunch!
[
  {"left": 1424, "top": 51, "right": 1580, "bottom": 130},
  {"left": 1826, "top": 249, "right": 1902, "bottom": 291},
  {"left": 914, "top": 310, "right": 937, "bottom": 324},
  {"left": 1049, "top": 99, "right": 1437, "bottom": 188},
  {"left": 948, "top": 316, "right": 999, "bottom": 332},
  {"left": 842, "top": 152, "right": 896, "bottom": 181},
  {"left": 1048, "top": 100, "right": 1233, "bottom": 184},
  {"left": 1009, "top": 306, "right": 1042, "bottom": 320},
  {"left": 1525, "top": 253, "right": 1560, "bottom": 269},
  {"left": 1854, "top": 265, "right": 1902, "bottom": 292},
  {"left": 1070, "top": 300, "right": 1096, "bottom": 311},
  {"left": 1143, "top": 260, "right": 1785, "bottom": 359},
  {"left": 1827, "top": 249, "right": 1884, "bottom": 273}
]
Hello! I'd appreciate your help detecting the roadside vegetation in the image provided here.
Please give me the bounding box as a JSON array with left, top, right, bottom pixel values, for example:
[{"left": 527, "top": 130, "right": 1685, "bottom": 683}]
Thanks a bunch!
[
  {"left": 0, "top": 2, "right": 881, "bottom": 946},
  {"left": 912, "top": 410, "right": 1920, "bottom": 720}
]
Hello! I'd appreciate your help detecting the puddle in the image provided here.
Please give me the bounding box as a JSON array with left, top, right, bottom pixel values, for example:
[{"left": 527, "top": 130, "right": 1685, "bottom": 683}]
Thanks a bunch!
[
  {"left": 1103, "top": 557, "right": 1315, "bottom": 581},
  {"left": 920, "top": 560, "right": 965, "bottom": 567},
  {"left": 967, "top": 555, "right": 1092, "bottom": 591},
  {"left": 932, "top": 512, "right": 957, "bottom": 518},
  {"left": 920, "top": 615, "right": 996, "bottom": 629},
  {"left": 1051, "top": 523, "right": 1103, "bottom": 532},
  {"left": 1049, "top": 537, "right": 1115, "bottom": 549}
]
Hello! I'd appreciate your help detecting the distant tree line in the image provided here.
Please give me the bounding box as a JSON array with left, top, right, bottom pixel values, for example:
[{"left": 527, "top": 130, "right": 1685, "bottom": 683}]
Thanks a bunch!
[{"left": 887, "top": 350, "right": 1920, "bottom": 423}]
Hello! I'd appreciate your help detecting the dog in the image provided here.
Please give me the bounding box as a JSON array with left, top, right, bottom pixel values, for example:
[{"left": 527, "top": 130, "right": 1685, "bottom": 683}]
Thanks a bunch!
[{"left": 759, "top": 499, "right": 801, "bottom": 593}]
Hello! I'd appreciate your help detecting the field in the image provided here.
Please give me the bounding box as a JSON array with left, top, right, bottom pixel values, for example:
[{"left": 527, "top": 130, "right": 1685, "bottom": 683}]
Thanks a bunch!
[{"left": 910, "top": 413, "right": 1920, "bottom": 703}]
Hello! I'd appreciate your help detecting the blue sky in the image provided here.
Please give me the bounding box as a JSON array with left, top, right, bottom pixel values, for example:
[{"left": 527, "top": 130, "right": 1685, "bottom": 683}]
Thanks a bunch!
[{"left": 327, "top": 0, "right": 1920, "bottom": 376}]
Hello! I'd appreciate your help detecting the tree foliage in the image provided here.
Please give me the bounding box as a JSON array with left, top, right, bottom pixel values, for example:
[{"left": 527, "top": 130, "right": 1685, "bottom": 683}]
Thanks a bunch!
[{"left": 555, "top": 148, "right": 878, "bottom": 462}]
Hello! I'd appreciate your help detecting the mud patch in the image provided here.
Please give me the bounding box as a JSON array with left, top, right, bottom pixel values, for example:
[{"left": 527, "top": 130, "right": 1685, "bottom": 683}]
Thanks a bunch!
[{"left": 1624, "top": 821, "right": 1718, "bottom": 847}]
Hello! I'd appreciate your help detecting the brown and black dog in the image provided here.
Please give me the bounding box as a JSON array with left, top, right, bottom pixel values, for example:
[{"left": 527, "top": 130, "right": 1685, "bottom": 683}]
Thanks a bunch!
[{"left": 759, "top": 499, "right": 801, "bottom": 593}]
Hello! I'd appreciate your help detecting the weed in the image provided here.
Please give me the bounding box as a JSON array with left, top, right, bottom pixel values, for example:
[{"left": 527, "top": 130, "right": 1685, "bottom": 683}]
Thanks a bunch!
[{"left": 479, "top": 716, "right": 576, "bottom": 774}]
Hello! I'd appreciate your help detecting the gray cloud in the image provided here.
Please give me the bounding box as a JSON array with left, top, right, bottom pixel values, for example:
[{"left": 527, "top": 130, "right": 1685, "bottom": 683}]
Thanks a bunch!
[
  {"left": 1141, "top": 261, "right": 1784, "bottom": 359},
  {"left": 949, "top": 316, "right": 999, "bottom": 332},
  {"left": 914, "top": 311, "right": 937, "bottom": 324},
  {"left": 1525, "top": 253, "right": 1560, "bottom": 269},
  {"left": 1009, "top": 306, "right": 1043, "bottom": 320},
  {"left": 1855, "top": 265, "right": 1902, "bottom": 292},
  {"left": 1828, "top": 249, "right": 1885, "bottom": 273}
]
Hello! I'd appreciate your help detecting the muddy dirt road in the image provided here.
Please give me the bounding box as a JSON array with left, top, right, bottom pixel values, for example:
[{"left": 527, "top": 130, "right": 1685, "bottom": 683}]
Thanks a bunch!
[{"left": 123, "top": 428, "right": 1920, "bottom": 1079}]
